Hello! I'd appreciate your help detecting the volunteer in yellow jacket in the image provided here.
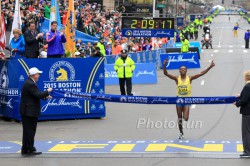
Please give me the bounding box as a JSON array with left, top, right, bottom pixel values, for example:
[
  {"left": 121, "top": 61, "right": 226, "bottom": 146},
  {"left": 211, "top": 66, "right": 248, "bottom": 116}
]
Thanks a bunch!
[
  {"left": 163, "top": 58, "right": 215, "bottom": 139},
  {"left": 114, "top": 49, "right": 135, "bottom": 96},
  {"left": 181, "top": 36, "right": 190, "bottom": 53}
]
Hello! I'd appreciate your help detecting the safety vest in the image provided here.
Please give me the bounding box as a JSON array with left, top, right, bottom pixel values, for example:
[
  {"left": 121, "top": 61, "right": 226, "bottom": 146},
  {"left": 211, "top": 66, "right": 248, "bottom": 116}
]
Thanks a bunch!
[
  {"left": 114, "top": 57, "right": 135, "bottom": 78},
  {"left": 199, "top": 20, "right": 203, "bottom": 25},
  {"left": 190, "top": 26, "right": 194, "bottom": 33},
  {"left": 97, "top": 42, "right": 106, "bottom": 56},
  {"left": 177, "top": 76, "right": 192, "bottom": 97},
  {"left": 181, "top": 39, "right": 189, "bottom": 53},
  {"left": 194, "top": 26, "right": 199, "bottom": 32}
]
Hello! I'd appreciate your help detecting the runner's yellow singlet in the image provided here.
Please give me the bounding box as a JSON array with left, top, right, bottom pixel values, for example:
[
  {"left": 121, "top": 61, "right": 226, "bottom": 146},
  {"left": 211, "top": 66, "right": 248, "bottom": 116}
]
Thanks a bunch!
[{"left": 177, "top": 76, "right": 191, "bottom": 97}]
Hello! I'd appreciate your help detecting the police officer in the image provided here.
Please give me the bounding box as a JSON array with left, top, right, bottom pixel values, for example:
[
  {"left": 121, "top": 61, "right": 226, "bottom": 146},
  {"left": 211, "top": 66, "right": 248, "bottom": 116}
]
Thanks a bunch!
[
  {"left": 114, "top": 50, "right": 135, "bottom": 96},
  {"left": 181, "top": 36, "right": 190, "bottom": 53}
]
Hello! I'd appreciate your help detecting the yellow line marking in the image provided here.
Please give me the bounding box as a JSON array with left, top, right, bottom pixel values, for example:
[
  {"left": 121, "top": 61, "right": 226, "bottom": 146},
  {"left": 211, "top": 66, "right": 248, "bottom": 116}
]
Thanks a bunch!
[
  {"left": 49, "top": 144, "right": 108, "bottom": 152},
  {"left": 145, "top": 144, "right": 223, "bottom": 152},
  {"left": 111, "top": 144, "right": 136, "bottom": 152}
]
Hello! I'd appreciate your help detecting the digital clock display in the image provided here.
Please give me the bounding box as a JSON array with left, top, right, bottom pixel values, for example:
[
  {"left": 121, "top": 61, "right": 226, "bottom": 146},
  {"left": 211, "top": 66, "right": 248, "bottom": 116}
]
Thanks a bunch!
[{"left": 122, "top": 17, "right": 174, "bottom": 29}]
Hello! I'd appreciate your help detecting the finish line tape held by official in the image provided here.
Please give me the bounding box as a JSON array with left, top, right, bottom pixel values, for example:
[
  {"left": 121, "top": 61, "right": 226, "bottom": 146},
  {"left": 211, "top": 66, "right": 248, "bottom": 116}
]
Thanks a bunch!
[{"left": 51, "top": 90, "right": 239, "bottom": 104}]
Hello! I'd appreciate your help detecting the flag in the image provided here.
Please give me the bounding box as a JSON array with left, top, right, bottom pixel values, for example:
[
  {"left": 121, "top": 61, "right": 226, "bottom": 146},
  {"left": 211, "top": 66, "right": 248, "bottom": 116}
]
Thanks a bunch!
[
  {"left": 50, "top": 0, "right": 62, "bottom": 29},
  {"left": 65, "top": 0, "right": 76, "bottom": 57},
  {"left": 0, "top": 3, "right": 6, "bottom": 51},
  {"left": 9, "top": 0, "right": 22, "bottom": 44}
]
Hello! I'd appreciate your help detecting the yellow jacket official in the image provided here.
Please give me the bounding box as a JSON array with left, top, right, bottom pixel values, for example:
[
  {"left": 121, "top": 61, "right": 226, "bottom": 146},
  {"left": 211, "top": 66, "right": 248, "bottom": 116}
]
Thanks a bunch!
[{"left": 114, "top": 57, "right": 135, "bottom": 78}]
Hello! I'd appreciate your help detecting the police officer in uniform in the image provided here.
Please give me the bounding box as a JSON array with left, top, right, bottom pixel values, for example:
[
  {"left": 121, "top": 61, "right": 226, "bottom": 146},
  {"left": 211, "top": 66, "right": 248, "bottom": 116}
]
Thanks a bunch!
[
  {"left": 114, "top": 50, "right": 135, "bottom": 96},
  {"left": 181, "top": 36, "right": 190, "bottom": 53}
]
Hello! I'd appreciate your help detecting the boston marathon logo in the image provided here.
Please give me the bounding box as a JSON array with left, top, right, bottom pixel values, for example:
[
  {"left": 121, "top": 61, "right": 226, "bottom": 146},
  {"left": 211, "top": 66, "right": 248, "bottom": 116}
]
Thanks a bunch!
[
  {"left": 125, "top": 30, "right": 132, "bottom": 36},
  {"left": 176, "top": 98, "right": 184, "bottom": 104},
  {"left": 42, "top": 61, "right": 83, "bottom": 112},
  {"left": 176, "top": 98, "right": 206, "bottom": 104},
  {"left": 45, "top": 61, "right": 82, "bottom": 92},
  {"left": 49, "top": 61, "right": 75, "bottom": 81}
]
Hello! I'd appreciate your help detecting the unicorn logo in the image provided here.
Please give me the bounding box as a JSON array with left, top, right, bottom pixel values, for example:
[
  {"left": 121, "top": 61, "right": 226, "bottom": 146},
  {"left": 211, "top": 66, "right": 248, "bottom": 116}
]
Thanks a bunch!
[{"left": 56, "top": 67, "right": 68, "bottom": 81}]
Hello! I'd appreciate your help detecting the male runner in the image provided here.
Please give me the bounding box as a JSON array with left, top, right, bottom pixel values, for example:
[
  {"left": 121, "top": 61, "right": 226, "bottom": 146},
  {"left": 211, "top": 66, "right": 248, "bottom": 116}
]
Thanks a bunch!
[{"left": 163, "top": 59, "right": 215, "bottom": 139}]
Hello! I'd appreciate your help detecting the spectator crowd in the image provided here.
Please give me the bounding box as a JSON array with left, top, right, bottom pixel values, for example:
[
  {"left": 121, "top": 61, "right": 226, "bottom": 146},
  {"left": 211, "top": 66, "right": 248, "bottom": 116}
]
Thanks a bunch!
[{"left": 1, "top": 0, "right": 168, "bottom": 58}]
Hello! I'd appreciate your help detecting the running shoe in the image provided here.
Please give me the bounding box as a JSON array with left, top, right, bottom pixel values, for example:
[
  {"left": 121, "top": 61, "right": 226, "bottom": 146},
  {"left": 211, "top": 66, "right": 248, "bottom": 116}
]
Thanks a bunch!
[{"left": 178, "top": 133, "right": 184, "bottom": 140}]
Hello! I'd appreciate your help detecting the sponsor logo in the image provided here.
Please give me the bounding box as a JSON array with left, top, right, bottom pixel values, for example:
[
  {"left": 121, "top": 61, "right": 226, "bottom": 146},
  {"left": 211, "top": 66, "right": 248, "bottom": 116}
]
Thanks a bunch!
[
  {"left": 19, "top": 75, "right": 25, "bottom": 81},
  {"left": 99, "top": 104, "right": 104, "bottom": 110},
  {"left": 99, "top": 73, "right": 104, "bottom": 79},
  {"left": 105, "top": 70, "right": 117, "bottom": 78},
  {"left": 95, "top": 81, "right": 100, "bottom": 87},
  {"left": 167, "top": 55, "right": 197, "bottom": 67},
  {"left": 41, "top": 98, "right": 82, "bottom": 112},
  {"left": 135, "top": 70, "right": 155, "bottom": 77},
  {"left": 99, "top": 89, "right": 104, "bottom": 94},
  {"left": 150, "top": 98, "right": 168, "bottom": 104},
  {"left": 91, "top": 104, "right": 96, "bottom": 110}
]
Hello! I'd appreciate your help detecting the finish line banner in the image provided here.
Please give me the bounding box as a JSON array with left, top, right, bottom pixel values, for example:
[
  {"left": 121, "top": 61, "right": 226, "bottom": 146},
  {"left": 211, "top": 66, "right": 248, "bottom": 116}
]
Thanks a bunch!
[{"left": 51, "top": 90, "right": 239, "bottom": 105}]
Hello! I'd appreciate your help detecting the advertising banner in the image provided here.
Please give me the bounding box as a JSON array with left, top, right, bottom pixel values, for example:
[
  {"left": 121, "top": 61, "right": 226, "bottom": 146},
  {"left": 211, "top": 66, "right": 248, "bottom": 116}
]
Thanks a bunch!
[
  {"left": 105, "top": 49, "right": 163, "bottom": 65},
  {"left": 0, "top": 60, "right": 19, "bottom": 118},
  {"left": 176, "top": 17, "right": 184, "bottom": 27},
  {"left": 0, "top": 58, "right": 106, "bottom": 121},
  {"left": 190, "top": 15, "right": 196, "bottom": 22},
  {"left": 105, "top": 63, "right": 157, "bottom": 85},
  {"left": 160, "top": 53, "right": 200, "bottom": 70},
  {"left": 122, "top": 29, "right": 174, "bottom": 38}
]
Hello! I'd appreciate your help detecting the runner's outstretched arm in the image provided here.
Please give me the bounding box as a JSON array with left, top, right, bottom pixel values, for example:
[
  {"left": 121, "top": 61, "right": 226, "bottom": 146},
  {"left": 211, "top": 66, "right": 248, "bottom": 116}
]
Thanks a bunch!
[
  {"left": 190, "top": 60, "right": 215, "bottom": 81},
  {"left": 163, "top": 58, "right": 178, "bottom": 83}
]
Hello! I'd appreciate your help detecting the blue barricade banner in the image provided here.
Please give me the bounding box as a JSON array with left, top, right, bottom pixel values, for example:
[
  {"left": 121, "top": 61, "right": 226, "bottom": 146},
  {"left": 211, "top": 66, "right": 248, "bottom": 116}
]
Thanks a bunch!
[
  {"left": 40, "top": 19, "right": 98, "bottom": 43},
  {"left": 122, "top": 29, "right": 174, "bottom": 38},
  {"left": 190, "top": 15, "right": 196, "bottom": 22},
  {"left": 105, "top": 50, "right": 161, "bottom": 65},
  {"left": 160, "top": 53, "right": 200, "bottom": 69},
  {"left": 0, "top": 58, "right": 106, "bottom": 121},
  {"left": 51, "top": 90, "right": 239, "bottom": 105},
  {"left": 176, "top": 17, "right": 184, "bottom": 27},
  {"left": 105, "top": 63, "right": 157, "bottom": 85},
  {"left": 0, "top": 60, "right": 19, "bottom": 118},
  {"left": 174, "top": 41, "right": 202, "bottom": 54}
]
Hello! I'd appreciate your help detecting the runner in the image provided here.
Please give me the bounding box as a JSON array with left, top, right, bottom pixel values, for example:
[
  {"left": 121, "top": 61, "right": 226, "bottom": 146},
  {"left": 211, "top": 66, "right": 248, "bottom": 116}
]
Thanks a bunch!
[{"left": 163, "top": 59, "right": 215, "bottom": 139}]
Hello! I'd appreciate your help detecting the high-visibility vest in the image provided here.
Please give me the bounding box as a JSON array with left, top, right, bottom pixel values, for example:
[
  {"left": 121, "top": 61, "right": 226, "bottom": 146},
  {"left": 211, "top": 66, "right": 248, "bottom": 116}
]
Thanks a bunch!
[
  {"left": 114, "top": 57, "right": 135, "bottom": 78},
  {"left": 181, "top": 39, "right": 189, "bottom": 53}
]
